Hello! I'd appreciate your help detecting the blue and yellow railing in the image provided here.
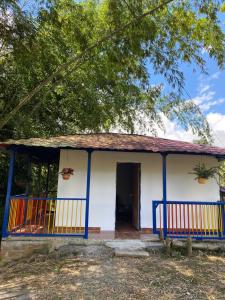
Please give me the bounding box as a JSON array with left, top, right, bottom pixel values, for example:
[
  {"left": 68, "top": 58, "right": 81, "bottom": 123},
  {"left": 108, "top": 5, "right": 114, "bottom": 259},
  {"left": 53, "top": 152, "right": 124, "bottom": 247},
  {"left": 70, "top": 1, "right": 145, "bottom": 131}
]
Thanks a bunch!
[
  {"left": 153, "top": 200, "right": 225, "bottom": 240},
  {"left": 7, "top": 196, "right": 86, "bottom": 237}
]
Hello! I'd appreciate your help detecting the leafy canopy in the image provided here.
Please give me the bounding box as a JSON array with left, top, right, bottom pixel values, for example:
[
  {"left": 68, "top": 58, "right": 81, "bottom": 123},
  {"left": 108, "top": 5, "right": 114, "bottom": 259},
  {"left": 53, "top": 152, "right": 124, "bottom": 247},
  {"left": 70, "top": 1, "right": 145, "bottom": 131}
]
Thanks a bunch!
[{"left": 0, "top": 0, "right": 225, "bottom": 140}]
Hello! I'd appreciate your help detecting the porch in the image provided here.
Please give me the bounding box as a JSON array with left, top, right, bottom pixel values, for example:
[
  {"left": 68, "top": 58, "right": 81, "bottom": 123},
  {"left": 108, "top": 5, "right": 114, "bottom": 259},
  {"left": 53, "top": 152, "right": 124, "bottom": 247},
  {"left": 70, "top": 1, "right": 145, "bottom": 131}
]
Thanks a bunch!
[
  {"left": 6, "top": 196, "right": 153, "bottom": 240},
  {"left": 1, "top": 133, "right": 225, "bottom": 241}
]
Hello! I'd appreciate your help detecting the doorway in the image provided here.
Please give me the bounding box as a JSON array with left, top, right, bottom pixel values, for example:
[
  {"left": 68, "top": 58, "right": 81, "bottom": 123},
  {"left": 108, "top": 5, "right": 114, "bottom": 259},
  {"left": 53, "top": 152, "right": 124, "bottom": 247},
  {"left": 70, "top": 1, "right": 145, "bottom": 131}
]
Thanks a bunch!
[{"left": 116, "top": 163, "right": 140, "bottom": 230}]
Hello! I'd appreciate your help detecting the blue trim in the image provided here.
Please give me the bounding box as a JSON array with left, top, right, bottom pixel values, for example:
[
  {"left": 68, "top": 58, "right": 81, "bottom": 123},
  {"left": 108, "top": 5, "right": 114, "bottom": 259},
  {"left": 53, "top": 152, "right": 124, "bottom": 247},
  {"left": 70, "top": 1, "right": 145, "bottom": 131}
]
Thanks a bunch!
[
  {"left": 152, "top": 201, "right": 158, "bottom": 234},
  {"left": 2, "top": 150, "right": 15, "bottom": 238},
  {"left": 162, "top": 154, "right": 167, "bottom": 239},
  {"left": 84, "top": 150, "right": 92, "bottom": 239},
  {"left": 10, "top": 196, "right": 86, "bottom": 201},
  {"left": 167, "top": 235, "right": 225, "bottom": 240},
  {"left": 153, "top": 200, "right": 224, "bottom": 205},
  {"left": 8, "top": 233, "right": 85, "bottom": 237}
]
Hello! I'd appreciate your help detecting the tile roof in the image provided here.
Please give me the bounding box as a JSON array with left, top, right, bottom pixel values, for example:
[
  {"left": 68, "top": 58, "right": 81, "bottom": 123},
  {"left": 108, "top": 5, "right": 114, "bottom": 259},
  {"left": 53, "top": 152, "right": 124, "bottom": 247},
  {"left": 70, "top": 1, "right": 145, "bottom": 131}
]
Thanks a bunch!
[{"left": 1, "top": 133, "right": 225, "bottom": 157}]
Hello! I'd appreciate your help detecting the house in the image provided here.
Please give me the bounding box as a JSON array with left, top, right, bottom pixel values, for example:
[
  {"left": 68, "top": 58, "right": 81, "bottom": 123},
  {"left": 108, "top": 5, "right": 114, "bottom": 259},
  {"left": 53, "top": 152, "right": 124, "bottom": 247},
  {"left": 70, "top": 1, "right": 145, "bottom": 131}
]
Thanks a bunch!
[{"left": 1, "top": 133, "right": 225, "bottom": 240}]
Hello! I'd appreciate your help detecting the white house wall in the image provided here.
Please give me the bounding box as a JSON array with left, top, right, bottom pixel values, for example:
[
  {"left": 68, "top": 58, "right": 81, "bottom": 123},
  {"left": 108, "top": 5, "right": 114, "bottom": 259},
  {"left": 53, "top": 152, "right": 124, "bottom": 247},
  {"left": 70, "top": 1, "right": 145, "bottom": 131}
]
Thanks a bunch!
[{"left": 57, "top": 150, "right": 219, "bottom": 230}]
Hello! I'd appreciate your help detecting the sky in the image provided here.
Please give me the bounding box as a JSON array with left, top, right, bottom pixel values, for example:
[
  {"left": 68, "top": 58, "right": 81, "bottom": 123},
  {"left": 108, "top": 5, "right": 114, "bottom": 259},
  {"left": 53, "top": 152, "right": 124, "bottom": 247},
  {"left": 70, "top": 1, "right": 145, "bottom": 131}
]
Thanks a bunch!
[
  {"left": 155, "top": 55, "right": 225, "bottom": 148},
  {"left": 150, "top": 10, "right": 225, "bottom": 147}
]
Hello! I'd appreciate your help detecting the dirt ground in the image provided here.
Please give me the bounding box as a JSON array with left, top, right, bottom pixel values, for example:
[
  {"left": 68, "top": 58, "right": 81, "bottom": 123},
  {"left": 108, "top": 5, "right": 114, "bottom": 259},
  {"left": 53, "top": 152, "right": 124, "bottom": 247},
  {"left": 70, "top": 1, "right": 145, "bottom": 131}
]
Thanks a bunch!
[{"left": 1, "top": 245, "right": 225, "bottom": 300}]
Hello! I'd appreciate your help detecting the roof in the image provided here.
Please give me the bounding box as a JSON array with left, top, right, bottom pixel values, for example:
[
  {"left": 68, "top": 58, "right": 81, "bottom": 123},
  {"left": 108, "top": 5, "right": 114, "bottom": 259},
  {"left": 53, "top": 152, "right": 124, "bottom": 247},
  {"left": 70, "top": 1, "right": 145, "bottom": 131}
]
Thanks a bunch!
[{"left": 1, "top": 133, "right": 225, "bottom": 157}]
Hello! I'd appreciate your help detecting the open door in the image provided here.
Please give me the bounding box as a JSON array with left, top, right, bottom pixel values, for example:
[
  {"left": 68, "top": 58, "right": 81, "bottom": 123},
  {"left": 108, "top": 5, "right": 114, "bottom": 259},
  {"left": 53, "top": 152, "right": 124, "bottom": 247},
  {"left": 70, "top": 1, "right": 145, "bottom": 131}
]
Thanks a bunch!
[
  {"left": 116, "top": 163, "right": 140, "bottom": 230},
  {"left": 132, "top": 164, "right": 140, "bottom": 229}
]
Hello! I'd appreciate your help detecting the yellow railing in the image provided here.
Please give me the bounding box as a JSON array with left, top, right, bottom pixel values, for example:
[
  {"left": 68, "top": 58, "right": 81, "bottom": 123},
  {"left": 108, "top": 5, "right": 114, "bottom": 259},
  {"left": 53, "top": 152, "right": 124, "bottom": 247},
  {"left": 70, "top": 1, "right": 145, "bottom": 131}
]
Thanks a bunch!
[{"left": 8, "top": 197, "right": 86, "bottom": 236}]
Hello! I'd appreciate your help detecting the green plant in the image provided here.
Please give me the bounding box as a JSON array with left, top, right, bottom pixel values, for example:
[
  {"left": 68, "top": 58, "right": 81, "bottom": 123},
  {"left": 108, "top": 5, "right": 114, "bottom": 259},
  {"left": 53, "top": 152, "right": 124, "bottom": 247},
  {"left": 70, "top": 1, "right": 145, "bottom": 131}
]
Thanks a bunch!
[
  {"left": 59, "top": 168, "right": 74, "bottom": 176},
  {"left": 189, "top": 163, "right": 217, "bottom": 181}
]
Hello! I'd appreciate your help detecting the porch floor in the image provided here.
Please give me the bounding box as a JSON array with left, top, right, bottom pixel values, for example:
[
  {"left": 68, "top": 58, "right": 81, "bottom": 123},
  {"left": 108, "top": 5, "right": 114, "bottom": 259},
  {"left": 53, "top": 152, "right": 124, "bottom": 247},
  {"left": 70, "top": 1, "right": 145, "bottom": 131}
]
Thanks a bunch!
[
  {"left": 8, "top": 224, "right": 154, "bottom": 240},
  {"left": 89, "top": 231, "right": 153, "bottom": 240},
  {"left": 90, "top": 223, "right": 153, "bottom": 240}
]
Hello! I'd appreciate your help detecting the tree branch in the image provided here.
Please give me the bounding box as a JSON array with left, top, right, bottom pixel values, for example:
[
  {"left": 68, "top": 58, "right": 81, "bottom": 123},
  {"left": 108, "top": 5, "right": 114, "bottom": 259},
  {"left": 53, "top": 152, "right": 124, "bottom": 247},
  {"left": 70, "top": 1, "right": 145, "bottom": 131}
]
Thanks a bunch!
[{"left": 0, "top": 0, "right": 174, "bottom": 130}]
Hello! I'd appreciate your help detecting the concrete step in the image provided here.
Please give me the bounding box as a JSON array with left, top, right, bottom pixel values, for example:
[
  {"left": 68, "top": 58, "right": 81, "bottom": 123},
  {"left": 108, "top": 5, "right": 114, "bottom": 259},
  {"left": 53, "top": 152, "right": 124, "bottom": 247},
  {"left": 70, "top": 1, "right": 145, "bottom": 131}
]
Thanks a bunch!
[
  {"left": 105, "top": 240, "right": 146, "bottom": 251},
  {"left": 114, "top": 249, "right": 149, "bottom": 257},
  {"left": 145, "top": 242, "right": 164, "bottom": 250}
]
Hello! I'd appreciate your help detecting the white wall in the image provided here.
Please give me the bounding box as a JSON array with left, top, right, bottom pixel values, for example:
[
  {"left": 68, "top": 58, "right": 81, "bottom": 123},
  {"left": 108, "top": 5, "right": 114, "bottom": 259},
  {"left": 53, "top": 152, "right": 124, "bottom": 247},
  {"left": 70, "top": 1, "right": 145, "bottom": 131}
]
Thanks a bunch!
[
  {"left": 57, "top": 150, "right": 220, "bottom": 230},
  {"left": 167, "top": 155, "right": 219, "bottom": 201}
]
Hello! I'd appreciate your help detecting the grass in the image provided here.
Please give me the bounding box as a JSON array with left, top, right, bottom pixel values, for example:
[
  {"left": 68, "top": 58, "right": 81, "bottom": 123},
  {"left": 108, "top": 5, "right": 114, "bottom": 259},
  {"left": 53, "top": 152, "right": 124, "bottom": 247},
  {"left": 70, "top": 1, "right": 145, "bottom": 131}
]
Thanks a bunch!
[{"left": 1, "top": 246, "right": 225, "bottom": 299}]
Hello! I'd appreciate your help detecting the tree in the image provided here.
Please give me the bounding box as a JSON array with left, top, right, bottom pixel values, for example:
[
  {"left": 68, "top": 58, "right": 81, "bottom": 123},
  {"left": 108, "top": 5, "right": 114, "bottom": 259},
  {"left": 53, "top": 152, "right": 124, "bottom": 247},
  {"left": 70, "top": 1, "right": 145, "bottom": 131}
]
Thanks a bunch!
[{"left": 0, "top": 0, "right": 224, "bottom": 140}]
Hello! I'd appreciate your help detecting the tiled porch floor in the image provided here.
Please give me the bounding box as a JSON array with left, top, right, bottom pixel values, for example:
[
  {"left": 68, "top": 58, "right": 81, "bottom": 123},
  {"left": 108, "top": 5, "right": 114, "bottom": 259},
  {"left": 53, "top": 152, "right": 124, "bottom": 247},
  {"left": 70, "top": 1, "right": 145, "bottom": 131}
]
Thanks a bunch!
[{"left": 89, "top": 223, "right": 155, "bottom": 240}]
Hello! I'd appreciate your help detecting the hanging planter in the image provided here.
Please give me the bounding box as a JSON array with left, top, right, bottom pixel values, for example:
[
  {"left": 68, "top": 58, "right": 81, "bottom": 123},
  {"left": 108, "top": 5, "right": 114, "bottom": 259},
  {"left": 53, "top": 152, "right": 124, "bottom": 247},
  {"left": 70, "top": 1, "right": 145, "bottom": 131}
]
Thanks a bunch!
[
  {"left": 59, "top": 168, "right": 74, "bottom": 180},
  {"left": 189, "top": 163, "right": 217, "bottom": 185},
  {"left": 198, "top": 177, "right": 207, "bottom": 185}
]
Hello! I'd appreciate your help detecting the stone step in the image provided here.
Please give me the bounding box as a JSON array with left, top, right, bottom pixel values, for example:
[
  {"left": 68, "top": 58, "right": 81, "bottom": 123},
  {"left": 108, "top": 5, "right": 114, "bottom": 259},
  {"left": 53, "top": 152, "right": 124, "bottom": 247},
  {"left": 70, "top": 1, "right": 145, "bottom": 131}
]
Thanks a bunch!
[
  {"left": 114, "top": 249, "right": 149, "bottom": 257},
  {"left": 145, "top": 242, "right": 163, "bottom": 250},
  {"left": 105, "top": 240, "right": 146, "bottom": 251}
]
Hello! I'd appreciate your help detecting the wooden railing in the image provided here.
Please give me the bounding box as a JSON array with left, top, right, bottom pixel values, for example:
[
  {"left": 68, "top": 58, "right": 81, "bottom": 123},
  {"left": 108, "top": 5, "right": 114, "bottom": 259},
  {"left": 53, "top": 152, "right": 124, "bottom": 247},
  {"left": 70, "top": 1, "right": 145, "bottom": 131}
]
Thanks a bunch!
[{"left": 153, "top": 200, "right": 225, "bottom": 240}]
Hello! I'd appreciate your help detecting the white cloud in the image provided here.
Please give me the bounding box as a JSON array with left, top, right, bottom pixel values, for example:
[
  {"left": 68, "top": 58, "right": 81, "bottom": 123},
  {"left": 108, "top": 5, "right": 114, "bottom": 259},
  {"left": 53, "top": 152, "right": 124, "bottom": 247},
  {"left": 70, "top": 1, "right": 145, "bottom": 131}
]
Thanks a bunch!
[
  {"left": 190, "top": 73, "right": 224, "bottom": 112},
  {"left": 156, "top": 112, "right": 225, "bottom": 148},
  {"left": 199, "top": 84, "right": 210, "bottom": 94},
  {"left": 207, "top": 113, "right": 225, "bottom": 147},
  {"left": 209, "top": 71, "right": 221, "bottom": 80},
  {"left": 156, "top": 113, "right": 197, "bottom": 142}
]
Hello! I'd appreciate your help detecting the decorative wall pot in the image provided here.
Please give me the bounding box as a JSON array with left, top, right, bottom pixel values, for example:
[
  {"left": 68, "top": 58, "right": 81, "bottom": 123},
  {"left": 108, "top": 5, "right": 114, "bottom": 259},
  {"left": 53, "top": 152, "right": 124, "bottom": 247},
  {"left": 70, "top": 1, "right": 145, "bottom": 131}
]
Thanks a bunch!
[
  {"left": 62, "top": 174, "right": 70, "bottom": 180},
  {"left": 59, "top": 168, "right": 74, "bottom": 180},
  {"left": 198, "top": 177, "right": 207, "bottom": 184}
]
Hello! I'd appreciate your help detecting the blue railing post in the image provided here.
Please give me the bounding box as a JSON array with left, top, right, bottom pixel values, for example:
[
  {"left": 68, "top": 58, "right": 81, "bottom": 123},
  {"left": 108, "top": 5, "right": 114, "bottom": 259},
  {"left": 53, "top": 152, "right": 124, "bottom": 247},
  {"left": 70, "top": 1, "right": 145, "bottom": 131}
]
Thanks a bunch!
[
  {"left": 152, "top": 201, "right": 157, "bottom": 234},
  {"left": 2, "top": 150, "right": 15, "bottom": 238},
  {"left": 162, "top": 153, "right": 168, "bottom": 239},
  {"left": 84, "top": 150, "right": 92, "bottom": 239}
]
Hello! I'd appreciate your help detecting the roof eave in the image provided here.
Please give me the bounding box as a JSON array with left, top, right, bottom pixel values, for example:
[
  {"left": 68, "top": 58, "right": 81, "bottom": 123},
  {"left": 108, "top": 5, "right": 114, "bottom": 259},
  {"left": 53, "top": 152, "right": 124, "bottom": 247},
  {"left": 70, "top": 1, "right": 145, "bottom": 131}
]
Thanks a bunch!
[{"left": 3, "top": 144, "right": 225, "bottom": 159}]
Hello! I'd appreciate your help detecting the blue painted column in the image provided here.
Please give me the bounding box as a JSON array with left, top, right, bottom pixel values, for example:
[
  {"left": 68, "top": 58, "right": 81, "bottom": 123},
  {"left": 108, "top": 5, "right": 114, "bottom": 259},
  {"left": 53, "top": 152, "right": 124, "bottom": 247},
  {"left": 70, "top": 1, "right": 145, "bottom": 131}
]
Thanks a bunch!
[
  {"left": 162, "top": 153, "right": 168, "bottom": 239},
  {"left": 2, "top": 150, "right": 15, "bottom": 238},
  {"left": 84, "top": 150, "right": 92, "bottom": 239}
]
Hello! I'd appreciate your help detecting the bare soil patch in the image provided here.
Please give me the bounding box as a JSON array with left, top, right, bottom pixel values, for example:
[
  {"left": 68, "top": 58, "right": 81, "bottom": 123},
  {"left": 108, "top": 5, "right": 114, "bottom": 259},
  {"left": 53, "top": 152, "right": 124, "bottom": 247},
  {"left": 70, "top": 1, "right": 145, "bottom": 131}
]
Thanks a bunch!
[{"left": 1, "top": 246, "right": 225, "bottom": 299}]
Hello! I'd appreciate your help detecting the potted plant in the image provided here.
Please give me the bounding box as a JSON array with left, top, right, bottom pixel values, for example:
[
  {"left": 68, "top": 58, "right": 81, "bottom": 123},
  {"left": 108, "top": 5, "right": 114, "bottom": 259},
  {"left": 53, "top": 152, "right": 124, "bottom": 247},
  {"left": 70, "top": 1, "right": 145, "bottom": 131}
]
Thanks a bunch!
[
  {"left": 59, "top": 168, "right": 74, "bottom": 180},
  {"left": 189, "top": 163, "right": 217, "bottom": 184}
]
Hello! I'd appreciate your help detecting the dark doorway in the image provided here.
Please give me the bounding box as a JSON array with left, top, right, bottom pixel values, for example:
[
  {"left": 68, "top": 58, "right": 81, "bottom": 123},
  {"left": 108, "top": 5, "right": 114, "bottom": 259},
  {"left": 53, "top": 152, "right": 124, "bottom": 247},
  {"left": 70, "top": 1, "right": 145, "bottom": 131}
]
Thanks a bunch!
[{"left": 116, "top": 163, "right": 140, "bottom": 230}]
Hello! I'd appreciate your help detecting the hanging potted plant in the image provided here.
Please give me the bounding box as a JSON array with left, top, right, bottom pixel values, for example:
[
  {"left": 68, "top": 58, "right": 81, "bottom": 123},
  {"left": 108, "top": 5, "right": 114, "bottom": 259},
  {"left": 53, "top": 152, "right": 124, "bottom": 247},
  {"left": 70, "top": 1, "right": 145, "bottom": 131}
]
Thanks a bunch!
[
  {"left": 189, "top": 163, "right": 217, "bottom": 184},
  {"left": 59, "top": 168, "right": 74, "bottom": 180}
]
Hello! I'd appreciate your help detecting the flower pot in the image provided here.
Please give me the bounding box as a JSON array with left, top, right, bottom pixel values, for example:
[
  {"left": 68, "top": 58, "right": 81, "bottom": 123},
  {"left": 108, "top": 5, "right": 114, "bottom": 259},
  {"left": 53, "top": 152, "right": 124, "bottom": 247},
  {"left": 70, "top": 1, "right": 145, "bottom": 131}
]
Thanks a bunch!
[
  {"left": 62, "top": 174, "right": 70, "bottom": 180},
  {"left": 198, "top": 177, "right": 207, "bottom": 184}
]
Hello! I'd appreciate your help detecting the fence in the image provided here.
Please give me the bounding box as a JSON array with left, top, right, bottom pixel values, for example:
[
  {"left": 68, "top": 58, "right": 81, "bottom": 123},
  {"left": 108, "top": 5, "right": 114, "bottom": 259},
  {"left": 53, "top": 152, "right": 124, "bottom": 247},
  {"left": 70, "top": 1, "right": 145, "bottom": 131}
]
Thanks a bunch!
[
  {"left": 7, "top": 196, "right": 87, "bottom": 237},
  {"left": 153, "top": 200, "right": 225, "bottom": 240}
]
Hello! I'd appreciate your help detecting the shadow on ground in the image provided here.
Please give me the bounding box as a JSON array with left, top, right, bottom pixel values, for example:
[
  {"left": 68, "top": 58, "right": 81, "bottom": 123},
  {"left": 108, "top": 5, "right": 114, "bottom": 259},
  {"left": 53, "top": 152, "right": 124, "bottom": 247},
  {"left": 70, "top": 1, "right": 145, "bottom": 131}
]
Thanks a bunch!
[{"left": 1, "top": 245, "right": 225, "bottom": 299}]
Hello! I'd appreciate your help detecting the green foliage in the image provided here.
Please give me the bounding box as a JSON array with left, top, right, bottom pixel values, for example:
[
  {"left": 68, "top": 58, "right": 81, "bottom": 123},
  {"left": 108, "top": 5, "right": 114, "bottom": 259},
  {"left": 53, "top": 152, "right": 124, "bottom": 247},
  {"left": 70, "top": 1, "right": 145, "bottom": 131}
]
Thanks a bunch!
[
  {"left": 190, "top": 163, "right": 217, "bottom": 180},
  {"left": 218, "top": 161, "right": 225, "bottom": 187},
  {"left": 0, "top": 0, "right": 225, "bottom": 140}
]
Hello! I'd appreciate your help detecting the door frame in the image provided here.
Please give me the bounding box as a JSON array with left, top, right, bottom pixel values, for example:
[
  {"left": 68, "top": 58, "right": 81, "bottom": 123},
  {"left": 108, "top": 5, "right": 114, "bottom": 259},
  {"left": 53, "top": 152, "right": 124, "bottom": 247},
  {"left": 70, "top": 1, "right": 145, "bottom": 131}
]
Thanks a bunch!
[{"left": 115, "top": 162, "right": 141, "bottom": 230}]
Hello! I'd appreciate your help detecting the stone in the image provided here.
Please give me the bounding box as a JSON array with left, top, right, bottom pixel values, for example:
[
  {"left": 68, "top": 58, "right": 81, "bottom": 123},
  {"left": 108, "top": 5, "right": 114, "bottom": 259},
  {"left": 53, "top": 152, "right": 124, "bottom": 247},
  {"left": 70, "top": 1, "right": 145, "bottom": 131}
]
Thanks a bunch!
[
  {"left": 105, "top": 240, "right": 146, "bottom": 251},
  {"left": 114, "top": 249, "right": 149, "bottom": 257},
  {"left": 145, "top": 242, "right": 163, "bottom": 251}
]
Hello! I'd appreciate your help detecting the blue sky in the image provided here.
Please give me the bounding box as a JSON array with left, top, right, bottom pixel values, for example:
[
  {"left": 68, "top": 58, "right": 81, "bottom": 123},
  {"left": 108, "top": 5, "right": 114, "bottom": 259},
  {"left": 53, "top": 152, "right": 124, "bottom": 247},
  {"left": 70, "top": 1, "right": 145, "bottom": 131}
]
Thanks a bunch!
[
  {"left": 154, "top": 55, "right": 225, "bottom": 146},
  {"left": 154, "top": 11, "right": 225, "bottom": 147},
  {"left": 183, "top": 12, "right": 225, "bottom": 115}
]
